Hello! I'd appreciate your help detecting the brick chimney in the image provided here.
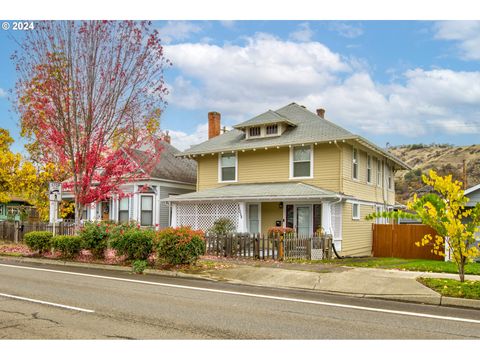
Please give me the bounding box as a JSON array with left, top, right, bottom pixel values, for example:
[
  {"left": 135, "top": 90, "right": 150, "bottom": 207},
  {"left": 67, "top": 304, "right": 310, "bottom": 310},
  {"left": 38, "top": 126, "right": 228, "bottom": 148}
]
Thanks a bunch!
[
  {"left": 208, "top": 111, "right": 221, "bottom": 139},
  {"left": 163, "top": 130, "right": 171, "bottom": 144},
  {"left": 316, "top": 108, "right": 325, "bottom": 118}
]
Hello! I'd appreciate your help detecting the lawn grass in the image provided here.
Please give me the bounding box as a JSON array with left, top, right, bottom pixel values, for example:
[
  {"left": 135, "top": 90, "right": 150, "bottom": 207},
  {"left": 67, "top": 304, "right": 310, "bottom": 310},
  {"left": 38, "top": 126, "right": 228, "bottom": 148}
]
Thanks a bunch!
[
  {"left": 321, "top": 257, "right": 480, "bottom": 275},
  {"left": 418, "top": 277, "right": 480, "bottom": 300}
]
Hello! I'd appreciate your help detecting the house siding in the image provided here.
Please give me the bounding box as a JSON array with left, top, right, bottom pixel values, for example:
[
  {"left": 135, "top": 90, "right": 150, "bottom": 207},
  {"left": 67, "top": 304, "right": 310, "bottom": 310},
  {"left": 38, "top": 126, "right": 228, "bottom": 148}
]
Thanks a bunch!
[
  {"left": 159, "top": 186, "right": 193, "bottom": 228},
  {"left": 341, "top": 143, "right": 396, "bottom": 205},
  {"left": 260, "top": 202, "right": 283, "bottom": 234},
  {"left": 196, "top": 144, "right": 341, "bottom": 193},
  {"left": 341, "top": 202, "right": 374, "bottom": 257}
]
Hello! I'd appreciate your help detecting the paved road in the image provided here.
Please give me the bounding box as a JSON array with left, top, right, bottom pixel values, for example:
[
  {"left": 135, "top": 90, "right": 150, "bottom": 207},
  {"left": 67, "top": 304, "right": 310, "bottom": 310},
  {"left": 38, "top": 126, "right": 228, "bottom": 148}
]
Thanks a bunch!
[{"left": 0, "top": 259, "right": 479, "bottom": 339}]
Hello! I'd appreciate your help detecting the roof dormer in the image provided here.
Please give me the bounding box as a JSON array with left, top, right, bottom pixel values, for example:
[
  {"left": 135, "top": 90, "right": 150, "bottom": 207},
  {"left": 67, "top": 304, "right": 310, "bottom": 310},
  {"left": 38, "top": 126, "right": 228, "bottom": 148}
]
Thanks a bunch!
[{"left": 234, "top": 110, "right": 297, "bottom": 140}]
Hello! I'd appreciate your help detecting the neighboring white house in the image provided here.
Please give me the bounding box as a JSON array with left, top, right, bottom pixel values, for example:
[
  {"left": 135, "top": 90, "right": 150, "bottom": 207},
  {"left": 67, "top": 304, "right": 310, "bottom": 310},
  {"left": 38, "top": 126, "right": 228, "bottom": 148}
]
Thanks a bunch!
[{"left": 50, "top": 139, "right": 197, "bottom": 228}]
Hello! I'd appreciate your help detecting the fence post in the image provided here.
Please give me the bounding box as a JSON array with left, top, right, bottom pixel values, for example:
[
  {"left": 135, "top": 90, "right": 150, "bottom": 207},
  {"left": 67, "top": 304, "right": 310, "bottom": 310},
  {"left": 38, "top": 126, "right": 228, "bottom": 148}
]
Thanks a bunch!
[
  {"left": 307, "top": 237, "right": 312, "bottom": 260},
  {"left": 279, "top": 234, "right": 284, "bottom": 261},
  {"left": 13, "top": 221, "right": 19, "bottom": 243}
]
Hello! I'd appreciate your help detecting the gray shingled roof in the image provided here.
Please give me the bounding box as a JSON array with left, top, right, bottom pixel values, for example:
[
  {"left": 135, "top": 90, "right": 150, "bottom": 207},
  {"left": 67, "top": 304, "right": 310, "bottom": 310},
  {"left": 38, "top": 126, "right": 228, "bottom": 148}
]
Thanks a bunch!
[
  {"left": 180, "top": 102, "right": 409, "bottom": 170},
  {"left": 233, "top": 110, "right": 297, "bottom": 129},
  {"left": 163, "top": 182, "right": 352, "bottom": 202},
  {"left": 130, "top": 141, "right": 197, "bottom": 184}
]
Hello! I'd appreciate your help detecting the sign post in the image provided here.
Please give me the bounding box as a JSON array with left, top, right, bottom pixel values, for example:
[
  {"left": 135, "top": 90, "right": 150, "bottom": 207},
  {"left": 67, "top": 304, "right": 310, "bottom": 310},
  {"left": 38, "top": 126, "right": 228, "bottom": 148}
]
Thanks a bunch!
[{"left": 49, "top": 182, "right": 62, "bottom": 236}]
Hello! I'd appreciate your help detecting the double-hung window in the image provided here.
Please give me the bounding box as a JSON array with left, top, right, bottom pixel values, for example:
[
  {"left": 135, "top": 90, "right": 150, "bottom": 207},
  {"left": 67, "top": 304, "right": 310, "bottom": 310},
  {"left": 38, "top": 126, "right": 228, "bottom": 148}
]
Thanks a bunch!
[
  {"left": 377, "top": 159, "right": 382, "bottom": 187},
  {"left": 292, "top": 146, "right": 312, "bottom": 178},
  {"left": 388, "top": 166, "right": 393, "bottom": 190},
  {"left": 352, "top": 203, "right": 360, "bottom": 220},
  {"left": 140, "top": 196, "right": 153, "bottom": 226},
  {"left": 118, "top": 197, "right": 129, "bottom": 223},
  {"left": 367, "top": 155, "right": 372, "bottom": 184},
  {"left": 352, "top": 148, "right": 359, "bottom": 180},
  {"left": 220, "top": 153, "right": 237, "bottom": 182}
]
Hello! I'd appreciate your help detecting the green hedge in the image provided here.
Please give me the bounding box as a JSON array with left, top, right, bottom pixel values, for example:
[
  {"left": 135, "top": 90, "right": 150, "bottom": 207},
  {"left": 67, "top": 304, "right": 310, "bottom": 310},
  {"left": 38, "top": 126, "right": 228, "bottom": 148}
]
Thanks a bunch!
[
  {"left": 79, "top": 222, "right": 110, "bottom": 259},
  {"left": 156, "top": 227, "right": 205, "bottom": 265},
  {"left": 24, "top": 231, "right": 53, "bottom": 254},
  {"left": 110, "top": 228, "right": 154, "bottom": 260},
  {"left": 51, "top": 235, "right": 83, "bottom": 259}
]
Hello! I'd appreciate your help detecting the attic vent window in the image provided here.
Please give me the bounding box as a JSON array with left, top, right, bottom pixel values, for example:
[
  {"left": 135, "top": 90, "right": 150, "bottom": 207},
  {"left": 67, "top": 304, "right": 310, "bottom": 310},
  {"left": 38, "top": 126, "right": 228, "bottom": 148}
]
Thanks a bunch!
[
  {"left": 266, "top": 124, "right": 278, "bottom": 135},
  {"left": 249, "top": 127, "right": 261, "bottom": 137}
]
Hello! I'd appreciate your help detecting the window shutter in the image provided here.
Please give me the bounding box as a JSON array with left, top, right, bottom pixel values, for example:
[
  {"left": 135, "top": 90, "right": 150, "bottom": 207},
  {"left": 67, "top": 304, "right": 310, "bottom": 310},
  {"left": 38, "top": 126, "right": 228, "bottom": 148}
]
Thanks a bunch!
[{"left": 331, "top": 203, "right": 342, "bottom": 241}]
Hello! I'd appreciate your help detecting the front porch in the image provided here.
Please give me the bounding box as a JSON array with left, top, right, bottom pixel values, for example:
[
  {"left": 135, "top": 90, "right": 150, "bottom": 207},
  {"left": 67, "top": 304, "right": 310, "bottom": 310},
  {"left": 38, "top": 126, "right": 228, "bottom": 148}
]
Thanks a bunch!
[{"left": 166, "top": 182, "right": 348, "bottom": 249}]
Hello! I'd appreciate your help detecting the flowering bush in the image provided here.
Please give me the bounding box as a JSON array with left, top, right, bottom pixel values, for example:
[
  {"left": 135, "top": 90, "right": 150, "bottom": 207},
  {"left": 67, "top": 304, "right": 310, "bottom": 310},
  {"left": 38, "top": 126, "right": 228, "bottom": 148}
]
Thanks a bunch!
[
  {"left": 79, "top": 221, "right": 111, "bottom": 259},
  {"left": 24, "top": 231, "right": 53, "bottom": 254},
  {"left": 156, "top": 227, "right": 205, "bottom": 265}
]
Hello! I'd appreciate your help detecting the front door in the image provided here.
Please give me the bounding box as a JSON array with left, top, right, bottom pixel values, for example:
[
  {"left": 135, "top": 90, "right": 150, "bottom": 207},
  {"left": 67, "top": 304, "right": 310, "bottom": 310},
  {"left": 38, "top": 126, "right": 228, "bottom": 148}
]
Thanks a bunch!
[
  {"left": 296, "top": 206, "right": 311, "bottom": 236},
  {"left": 248, "top": 204, "right": 260, "bottom": 233}
]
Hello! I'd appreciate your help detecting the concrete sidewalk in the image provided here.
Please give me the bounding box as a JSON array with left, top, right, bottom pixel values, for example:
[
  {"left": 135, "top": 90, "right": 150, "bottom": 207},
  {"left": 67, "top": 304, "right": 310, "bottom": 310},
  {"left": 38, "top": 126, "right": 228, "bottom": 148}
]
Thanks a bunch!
[
  {"left": 1, "top": 255, "right": 479, "bottom": 309},
  {"left": 200, "top": 264, "right": 480, "bottom": 308}
]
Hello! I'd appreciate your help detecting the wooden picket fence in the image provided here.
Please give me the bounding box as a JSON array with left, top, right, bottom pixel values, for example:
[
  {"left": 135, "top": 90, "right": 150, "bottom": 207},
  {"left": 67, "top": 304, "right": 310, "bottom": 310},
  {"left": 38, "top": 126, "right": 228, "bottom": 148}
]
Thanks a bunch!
[
  {"left": 372, "top": 224, "right": 444, "bottom": 260},
  {"left": 204, "top": 233, "right": 333, "bottom": 260},
  {"left": 0, "top": 221, "right": 76, "bottom": 242}
]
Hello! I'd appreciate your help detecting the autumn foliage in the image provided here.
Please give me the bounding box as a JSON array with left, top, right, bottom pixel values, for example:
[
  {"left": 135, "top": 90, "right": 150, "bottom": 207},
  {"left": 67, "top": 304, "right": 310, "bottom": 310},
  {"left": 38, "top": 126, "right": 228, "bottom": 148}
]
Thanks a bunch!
[{"left": 14, "top": 21, "right": 170, "bottom": 225}]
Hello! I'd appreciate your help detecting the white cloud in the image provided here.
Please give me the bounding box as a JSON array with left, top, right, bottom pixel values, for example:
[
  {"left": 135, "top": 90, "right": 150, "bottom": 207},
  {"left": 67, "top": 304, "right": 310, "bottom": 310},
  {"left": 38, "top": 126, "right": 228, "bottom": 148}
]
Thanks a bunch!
[
  {"left": 0, "top": 88, "right": 6, "bottom": 97},
  {"left": 164, "top": 33, "right": 480, "bottom": 144},
  {"left": 165, "top": 33, "right": 350, "bottom": 117},
  {"left": 158, "top": 21, "right": 202, "bottom": 44},
  {"left": 434, "top": 21, "right": 480, "bottom": 60},
  {"left": 289, "top": 23, "right": 314, "bottom": 42},
  {"left": 220, "top": 21, "right": 236, "bottom": 29},
  {"left": 168, "top": 123, "right": 208, "bottom": 150},
  {"left": 329, "top": 22, "right": 363, "bottom": 38}
]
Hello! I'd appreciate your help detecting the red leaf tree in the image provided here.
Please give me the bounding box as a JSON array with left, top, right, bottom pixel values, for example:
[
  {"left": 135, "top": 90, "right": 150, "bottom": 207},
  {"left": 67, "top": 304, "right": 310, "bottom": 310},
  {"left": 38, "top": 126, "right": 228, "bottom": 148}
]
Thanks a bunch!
[{"left": 14, "top": 21, "right": 170, "bottom": 227}]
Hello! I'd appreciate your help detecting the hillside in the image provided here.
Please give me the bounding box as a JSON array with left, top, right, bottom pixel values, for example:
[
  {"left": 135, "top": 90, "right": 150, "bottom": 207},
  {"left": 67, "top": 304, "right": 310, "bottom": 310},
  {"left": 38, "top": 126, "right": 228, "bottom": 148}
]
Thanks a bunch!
[{"left": 388, "top": 144, "right": 480, "bottom": 203}]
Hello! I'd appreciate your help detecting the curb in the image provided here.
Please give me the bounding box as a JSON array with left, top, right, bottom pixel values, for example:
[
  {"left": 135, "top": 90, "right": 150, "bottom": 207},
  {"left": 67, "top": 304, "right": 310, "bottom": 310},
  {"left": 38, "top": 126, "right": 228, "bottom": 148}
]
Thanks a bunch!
[
  {"left": 1, "top": 255, "right": 480, "bottom": 310},
  {"left": 0, "top": 255, "right": 216, "bottom": 282}
]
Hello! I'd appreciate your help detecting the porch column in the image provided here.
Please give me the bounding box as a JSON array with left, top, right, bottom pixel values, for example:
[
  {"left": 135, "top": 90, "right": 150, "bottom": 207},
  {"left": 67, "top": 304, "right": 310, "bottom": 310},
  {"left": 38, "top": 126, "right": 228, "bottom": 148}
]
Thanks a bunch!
[
  {"left": 90, "top": 203, "right": 98, "bottom": 221},
  {"left": 132, "top": 185, "right": 138, "bottom": 222},
  {"left": 238, "top": 202, "right": 247, "bottom": 232},
  {"left": 171, "top": 203, "right": 177, "bottom": 227},
  {"left": 322, "top": 202, "right": 332, "bottom": 235}
]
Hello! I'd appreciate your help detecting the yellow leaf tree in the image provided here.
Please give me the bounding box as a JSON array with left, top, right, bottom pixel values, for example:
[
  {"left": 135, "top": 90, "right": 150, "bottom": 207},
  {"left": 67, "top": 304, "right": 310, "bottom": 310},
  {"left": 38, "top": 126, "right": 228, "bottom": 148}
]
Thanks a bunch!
[
  {"left": 0, "top": 129, "right": 24, "bottom": 203},
  {"left": 406, "top": 170, "right": 479, "bottom": 282}
]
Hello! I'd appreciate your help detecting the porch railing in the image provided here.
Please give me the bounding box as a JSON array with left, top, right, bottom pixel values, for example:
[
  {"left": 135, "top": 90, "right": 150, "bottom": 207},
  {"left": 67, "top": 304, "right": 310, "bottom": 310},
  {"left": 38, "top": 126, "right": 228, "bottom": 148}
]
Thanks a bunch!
[{"left": 204, "top": 233, "right": 333, "bottom": 260}]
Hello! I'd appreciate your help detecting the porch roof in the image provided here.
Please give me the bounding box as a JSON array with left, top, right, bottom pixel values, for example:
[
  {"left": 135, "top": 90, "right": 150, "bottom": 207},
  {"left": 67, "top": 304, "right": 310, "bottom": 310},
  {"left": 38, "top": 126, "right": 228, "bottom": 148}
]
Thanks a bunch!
[{"left": 163, "top": 182, "right": 352, "bottom": 202}]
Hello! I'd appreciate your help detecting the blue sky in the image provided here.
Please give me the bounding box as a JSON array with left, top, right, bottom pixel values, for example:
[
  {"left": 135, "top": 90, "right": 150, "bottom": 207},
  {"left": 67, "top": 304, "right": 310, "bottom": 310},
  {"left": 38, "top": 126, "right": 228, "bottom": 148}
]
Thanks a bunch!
[{"left": 1, "top": 20, "right": 480, "bottom": 152}]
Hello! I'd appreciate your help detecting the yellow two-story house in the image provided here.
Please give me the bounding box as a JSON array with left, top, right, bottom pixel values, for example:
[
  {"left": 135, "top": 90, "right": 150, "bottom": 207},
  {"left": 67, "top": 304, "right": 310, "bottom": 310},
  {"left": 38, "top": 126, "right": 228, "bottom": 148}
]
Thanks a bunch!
[{"left": 167, "top": 103, "right": 409, "bottom": 256}]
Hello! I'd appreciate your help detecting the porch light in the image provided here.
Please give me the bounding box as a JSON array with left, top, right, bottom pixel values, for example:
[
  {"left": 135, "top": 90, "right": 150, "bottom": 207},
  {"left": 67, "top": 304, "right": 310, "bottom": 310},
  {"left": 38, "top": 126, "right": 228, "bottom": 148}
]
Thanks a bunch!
[{"left": 279, "top": 202, "right": 283, "bottom": 209}]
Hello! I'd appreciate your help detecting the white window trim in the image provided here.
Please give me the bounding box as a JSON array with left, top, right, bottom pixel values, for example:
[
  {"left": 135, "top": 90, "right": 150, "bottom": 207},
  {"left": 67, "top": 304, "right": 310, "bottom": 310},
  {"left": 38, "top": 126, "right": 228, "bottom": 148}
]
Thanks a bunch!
[
  {"left": 118, "top": 197, "right": 130, "bottom": 223},
  {"left": 377, "top": 158, "right": 383, "bottom": 188},
  {"left": 352, "top": 147, "right": 359, "bottom": 181},
  {"left": 265, "top": 124, "right": 279, "bottom": 137},
  {"left": 289, "top": 145, "right": 314, "bottom": 180},
  {"left": 352, "top": 202, "right": 360, "bottom": 220},
  {"left": 388, "top": 165, "right": 394, "bottom": 191},
  {"left": 140, "top": 194, "right": 154, "bottom": 226},
  {"left": 247, "top": 203, "right": 262, "bottom": 234},
  {"left": 218, "top": 152, "right": 238, "bottom": 183},
  {"left": 248, "top": 126, "right": 262, "bottom": 138},
  {"left": 367, "top": 154, "right": 372, "bottom": 185}
]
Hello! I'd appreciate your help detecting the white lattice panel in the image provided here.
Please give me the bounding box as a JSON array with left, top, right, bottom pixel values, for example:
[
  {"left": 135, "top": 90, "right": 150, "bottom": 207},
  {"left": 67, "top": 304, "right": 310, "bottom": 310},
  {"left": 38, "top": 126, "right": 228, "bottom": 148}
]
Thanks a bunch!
[
  {"left": 311, "top": 249, "right": 324, "bottom": 260},
  {"left": 175, "top": 202, "right": 240, "bottom": 231}
]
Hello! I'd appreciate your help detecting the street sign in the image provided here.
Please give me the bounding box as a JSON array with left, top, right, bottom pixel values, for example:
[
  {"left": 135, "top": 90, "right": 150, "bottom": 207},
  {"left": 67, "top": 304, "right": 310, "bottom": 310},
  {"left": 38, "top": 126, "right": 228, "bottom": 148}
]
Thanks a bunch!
[{"left": 49, "top": 182, "right": 62, "bottom": 202}]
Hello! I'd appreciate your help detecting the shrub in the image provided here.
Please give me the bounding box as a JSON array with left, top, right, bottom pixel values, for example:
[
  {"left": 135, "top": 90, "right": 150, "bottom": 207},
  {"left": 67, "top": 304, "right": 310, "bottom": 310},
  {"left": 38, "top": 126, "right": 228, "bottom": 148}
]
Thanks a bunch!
[
  {"left": 110, "top": 228, "right": 154, "bottom": 261},
  {"left": 208, "top": 217, "right": 235, "bottom": 235},
  {"left": 51, "top": 235, "right": 82, "bottom": 259},
  {"left": 24, "top": 231, "right": 53, "bottom": 254},
  {"left": 79, "top": 222, "right": 110, "bottom": 259},
  {"left": 132, "top": 260, "right": 148, "bottom": 274},
  {"left": 156, "top": 227, "right": 205, "bottom": 265}
]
